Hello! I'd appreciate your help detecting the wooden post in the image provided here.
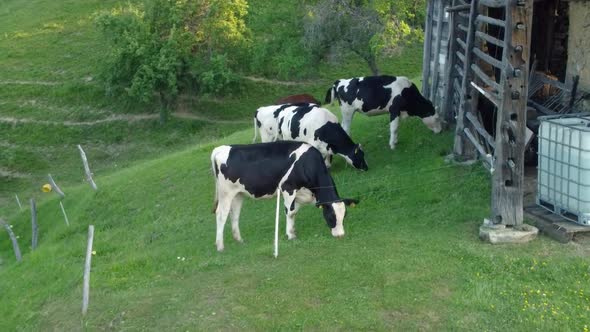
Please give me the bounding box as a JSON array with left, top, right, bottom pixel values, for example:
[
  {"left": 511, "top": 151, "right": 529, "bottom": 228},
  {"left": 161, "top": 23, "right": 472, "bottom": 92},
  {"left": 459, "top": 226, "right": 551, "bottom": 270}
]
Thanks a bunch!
[
  {"left": 82, "top": 225, "right": 95, "bottom": 315},
  {"left": 422, "top": 0, "right": 435, "bottom": 97},
  {"left": 0, "top": 218, "right": 22, "bottom": 262},
  {"left": 59, "top": 201, "right": 70, "bottom": 226},
  {"left": 30, "top": 198, "right": 38, "bottom": 250},
  {"left": 47, "top": 174, "right": 65, "bottom": 198},
  {"left": 441, "top": 0, "right": 458, "bottom": 124},
  {"left": 491, "top": 0, "right": 532, "bottom": 226},
  {"left": 430, "top": 0, "right": 446, "bottom": 103},
  {"left": 15, "top": 194, "right": 22, "bottom": 211},
  {"left": 77, "top": 145, "right": 98, "bottom": 191},
  {"left": 453, "top": 0, "right": 479, "bottom": 160}
]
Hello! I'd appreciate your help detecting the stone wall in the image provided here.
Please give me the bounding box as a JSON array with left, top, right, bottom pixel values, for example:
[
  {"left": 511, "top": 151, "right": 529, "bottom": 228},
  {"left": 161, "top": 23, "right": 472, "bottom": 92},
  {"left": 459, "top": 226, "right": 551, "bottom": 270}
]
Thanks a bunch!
[{"left": 566, "top": 1, "right": 590, "bottom": 110}]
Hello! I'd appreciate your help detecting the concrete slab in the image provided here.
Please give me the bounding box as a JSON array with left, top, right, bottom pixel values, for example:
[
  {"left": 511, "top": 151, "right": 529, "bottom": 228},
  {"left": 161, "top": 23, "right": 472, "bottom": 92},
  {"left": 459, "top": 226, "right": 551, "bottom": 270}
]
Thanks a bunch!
[{"left": 479, "top": 219, "right": 539, "bottom": 244}]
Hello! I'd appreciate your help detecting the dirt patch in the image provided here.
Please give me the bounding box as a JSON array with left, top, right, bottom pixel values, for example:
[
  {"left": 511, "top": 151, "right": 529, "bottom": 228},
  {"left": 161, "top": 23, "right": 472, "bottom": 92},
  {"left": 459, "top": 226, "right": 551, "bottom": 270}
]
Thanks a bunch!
[{"left": 0, "top": 168, "right": 30, "bottom": 179}]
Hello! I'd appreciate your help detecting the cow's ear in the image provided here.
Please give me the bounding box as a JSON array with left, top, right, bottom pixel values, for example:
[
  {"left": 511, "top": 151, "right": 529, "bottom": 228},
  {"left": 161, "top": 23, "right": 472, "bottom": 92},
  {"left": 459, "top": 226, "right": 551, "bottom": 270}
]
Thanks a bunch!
[{"left": 342, "top": 198, "right": 360, "bottom": 207}]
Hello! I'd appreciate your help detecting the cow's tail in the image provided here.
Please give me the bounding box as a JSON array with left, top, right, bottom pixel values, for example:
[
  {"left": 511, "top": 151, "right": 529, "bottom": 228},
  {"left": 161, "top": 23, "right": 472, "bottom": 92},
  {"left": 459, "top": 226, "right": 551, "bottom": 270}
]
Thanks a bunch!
[
  {"left": 211, "top": 150, "right": 219, "bottom": 214},
  {"left": 252, "top": 116, "right": 258, "bottom": 143},
  {"left": 324, "top": 86, "right": 334, "bottom": 105}
]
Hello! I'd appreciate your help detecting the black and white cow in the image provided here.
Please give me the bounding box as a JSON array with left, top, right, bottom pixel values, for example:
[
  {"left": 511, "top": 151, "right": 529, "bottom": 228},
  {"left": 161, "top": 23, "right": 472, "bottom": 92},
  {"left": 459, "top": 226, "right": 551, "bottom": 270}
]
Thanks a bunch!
[
  {"left": 325, "top": 75, "right": 442, "bottom": 150},
  {"left": 253, "top": 103, "right": 368, "bottom": 171},
  {"left": 211, "top": 141, "right": 359, "bottom": 251}
]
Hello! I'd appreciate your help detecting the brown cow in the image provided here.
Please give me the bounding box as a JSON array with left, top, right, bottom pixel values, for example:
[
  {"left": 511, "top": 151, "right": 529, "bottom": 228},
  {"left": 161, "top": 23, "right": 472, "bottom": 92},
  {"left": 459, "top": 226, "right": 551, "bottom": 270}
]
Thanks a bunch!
[{"left": 275, "top": 94, "right": 321, "bottom": 105}]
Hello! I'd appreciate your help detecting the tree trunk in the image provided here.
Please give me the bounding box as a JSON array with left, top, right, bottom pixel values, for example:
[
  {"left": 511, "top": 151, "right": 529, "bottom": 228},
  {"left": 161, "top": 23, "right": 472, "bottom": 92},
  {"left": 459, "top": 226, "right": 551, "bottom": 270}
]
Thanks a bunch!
[
  {"left": 367, "top": 56, "right": 380, "bottom": 76},
  {"left": 159, "top": 93, "right": 169, "bottom": 125}
]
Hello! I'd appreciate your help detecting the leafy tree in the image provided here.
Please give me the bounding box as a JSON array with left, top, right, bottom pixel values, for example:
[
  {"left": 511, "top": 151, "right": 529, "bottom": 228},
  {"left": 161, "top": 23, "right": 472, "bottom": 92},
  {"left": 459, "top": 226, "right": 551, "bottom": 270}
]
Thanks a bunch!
[
  {"left": 95, "top": 0, "right": 248, "bottom": 123},
  {"left": 303, "top": 0, "right": 424, "bottom": 75}
]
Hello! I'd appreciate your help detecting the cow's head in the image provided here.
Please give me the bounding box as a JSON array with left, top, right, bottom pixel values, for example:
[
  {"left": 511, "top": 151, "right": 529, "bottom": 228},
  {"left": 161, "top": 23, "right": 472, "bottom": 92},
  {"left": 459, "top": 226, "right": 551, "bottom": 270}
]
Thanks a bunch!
[
  {"left": 343, "top": 144, "right": 368, "bottom": 171},
  {"left": 417, "top": 101, "right": 442, "bottom": 134},
  {"left": 317, "top": 198, "right": 359, "bottom": 237}
]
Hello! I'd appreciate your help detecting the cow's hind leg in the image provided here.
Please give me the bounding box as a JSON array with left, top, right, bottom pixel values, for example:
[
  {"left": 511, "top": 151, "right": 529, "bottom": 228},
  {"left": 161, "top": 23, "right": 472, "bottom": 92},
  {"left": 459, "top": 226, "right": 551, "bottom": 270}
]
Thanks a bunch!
[
  {"left": 340, "top": 106, "right": 355, "bottom": 135},
  {"left": 230, "top": 195, "right": 244, "bottom": 243},
  {"left": 215, "top": 194, "right": 234, "bottom": 252}
]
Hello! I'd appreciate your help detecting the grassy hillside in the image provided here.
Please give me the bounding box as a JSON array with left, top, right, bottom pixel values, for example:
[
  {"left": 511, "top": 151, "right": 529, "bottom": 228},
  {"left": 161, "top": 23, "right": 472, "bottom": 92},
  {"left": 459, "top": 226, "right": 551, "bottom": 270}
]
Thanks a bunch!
[
  {"left": 1, "top": 114, "right": 590, "bottom": 330},
  {"left": 0, "top": 0, "right": 423, "bottom": 215}
]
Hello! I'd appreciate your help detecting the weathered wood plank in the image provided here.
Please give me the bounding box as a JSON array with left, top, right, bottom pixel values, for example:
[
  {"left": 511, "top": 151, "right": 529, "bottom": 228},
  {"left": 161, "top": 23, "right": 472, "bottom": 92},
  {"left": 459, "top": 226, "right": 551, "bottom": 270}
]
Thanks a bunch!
[
  {"left": 475, "top": 30, "right": 503, "bottom": 48},
  {"left": 422, "top": 0, "right": 435, "bottom": 97},
  {"left": 476, "top": 14, "right": 506, "bottom": 28},
  {"left": 458, "top": 24, "right": 468, "bottom": 32},
  {"left": 430, "top": 0, "right": 446, "bottom": 103},
  {"left": 453, "top": 0, "right": 479, "bottom": 160},
  {"left": 446, "top": 4, "right": 471, "bottom": 12},
  {"left": 456, "top": 37, "right": 467, "bottom": 50},
  {"left": 471, "top": 81, "right": 500, "bottom": 107},
  {"left": 491, "top": 0, "right": 533, "bottom": 226},
  {"left": 480, "top": 0, "right": 506, "bottom": 8},
  {"left": 471, "top": 63, "right": 501, "bottom": 92},
  {"left": 473, "top": 47, "right": 503, "bottom": 69},
  {"left": 441, "top": 0, "right": 460, "bottom": 124},
  {"left": 456, "top": 50, "right": 466, "bottom": 64},
  {"left": 466, "top": 111, "right": 496, "bottom": 148}
]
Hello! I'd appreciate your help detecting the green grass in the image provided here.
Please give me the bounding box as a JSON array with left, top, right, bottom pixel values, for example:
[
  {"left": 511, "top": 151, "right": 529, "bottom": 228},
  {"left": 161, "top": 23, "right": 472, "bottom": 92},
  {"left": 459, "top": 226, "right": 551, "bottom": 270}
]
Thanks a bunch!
[
  {"left": 2, "top": 0, "right": 589, "bottom": 330},
  {"left": 1, "top": 115, "right": 589, "bottom": 330}
]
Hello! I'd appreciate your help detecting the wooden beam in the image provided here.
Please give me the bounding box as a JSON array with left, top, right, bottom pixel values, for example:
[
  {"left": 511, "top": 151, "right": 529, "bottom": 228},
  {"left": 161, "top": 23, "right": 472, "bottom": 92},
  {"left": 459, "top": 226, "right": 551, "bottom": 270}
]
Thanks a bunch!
[
  {"left": 430, "top": 0, "right": 446, "bottom": 103},
  {"left": 466, "top": 111, "right": 495, "bottom": 148},
  {"left": 456, "top": 38, "right": 467, "bottom": 50},
  {"left": 471, "top": 81, "right": 500, "bottom": 107},
  {"left": 456, "top": 50, "right": 466, "bottom": 64},
  {"left": 471, "top": 63, "right": 501, "bottom": 92},
  {"left": 422, "top": 0, "right": 435, "bottom": 97},
  {"left": 464, "top": 127, "right": 492, "bottom": 164},
  {"left": 479, "top": 0, "right": 506, "bottom": 8},
  {"left": 476, "top": 14, "right": 506, "bottom": 28},
  {"left": 0, "top": 218, "right": 22, "bottom": 262},
  {"left": 476, "top": 30, "right": 503, "bottom": 48},
  {"left": 446, "top": 4, "right": 470, "bottom": 12},
  {"left": 453, "top": 0, "right": 479, "bottom": 160},
  {"left": 441, "top": 0, "right": 460, "bottom": 124},
  {"left": 491, "top": 0, "right": 533, "bottom": 226},
  {"left": 473, "top": 47, "right": 503, "bottom": 69}
]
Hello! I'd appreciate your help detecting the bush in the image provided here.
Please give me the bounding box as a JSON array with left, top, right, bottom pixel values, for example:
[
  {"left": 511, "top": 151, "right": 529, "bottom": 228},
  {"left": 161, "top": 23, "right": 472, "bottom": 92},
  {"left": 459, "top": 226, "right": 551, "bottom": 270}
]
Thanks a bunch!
[{"left": 95, "top": 0, "right": 248, "bottom": 122}]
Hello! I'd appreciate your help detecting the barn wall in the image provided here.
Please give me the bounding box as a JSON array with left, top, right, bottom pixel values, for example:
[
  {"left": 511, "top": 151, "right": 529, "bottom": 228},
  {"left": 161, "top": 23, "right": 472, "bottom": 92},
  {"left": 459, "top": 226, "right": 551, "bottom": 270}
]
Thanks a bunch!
[{"left": 565, "top": 1, "right": 590, "bottom": 110}]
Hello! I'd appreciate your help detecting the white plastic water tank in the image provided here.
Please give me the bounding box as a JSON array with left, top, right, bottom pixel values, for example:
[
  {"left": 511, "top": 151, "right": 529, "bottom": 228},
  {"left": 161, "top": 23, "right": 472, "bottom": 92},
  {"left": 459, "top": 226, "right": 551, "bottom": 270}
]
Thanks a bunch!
[{"left": 537, "top": 114, "right": 590, "bottom": 225}]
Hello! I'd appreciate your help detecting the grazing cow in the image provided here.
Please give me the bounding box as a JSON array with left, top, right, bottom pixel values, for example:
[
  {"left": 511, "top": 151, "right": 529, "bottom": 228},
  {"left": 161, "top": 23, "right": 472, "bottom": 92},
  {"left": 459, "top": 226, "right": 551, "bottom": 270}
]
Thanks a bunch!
[
  {"left": 211, "top": 141, "right": 359, "bottom": 251},
  {"left": 253, "top": 103, "right": 368, "bottom": 171},
  {"left": 275, "top": 94, "right": 321, "bottom": 105},
  {"left": 325, "top": 75, "right": 443, "bottom": 150}
]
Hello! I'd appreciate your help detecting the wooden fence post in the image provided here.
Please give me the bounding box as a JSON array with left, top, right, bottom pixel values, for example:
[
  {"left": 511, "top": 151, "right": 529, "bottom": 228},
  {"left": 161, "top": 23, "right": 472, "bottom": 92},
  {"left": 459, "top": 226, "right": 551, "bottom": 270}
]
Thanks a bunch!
[
  {"left": 0, "top": 218, "right": 22, "bottom": 262},
  {"left": 77, "top": 145, "right": 98, "bottom": 191},
  {"left": 59, "top": 201, "right": 70, "bottom": 226},
  {"left": 30, "top": 199, "right": 38, "bottom": 250},
  {"left": 15, "top": 194, "right": 23, "bottom": 211},
  {"left": 47, "top": 174, "right": 65, "bottom": 198},
  {"left": 82, "top": 225, "right": 95, "bottom": 315}
]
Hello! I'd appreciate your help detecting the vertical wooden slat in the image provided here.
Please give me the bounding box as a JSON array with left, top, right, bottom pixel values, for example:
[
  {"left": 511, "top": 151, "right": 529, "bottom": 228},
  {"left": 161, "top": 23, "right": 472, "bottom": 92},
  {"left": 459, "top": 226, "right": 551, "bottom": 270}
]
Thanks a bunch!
[
  {"left": 441, "top": 0, "right": 459, "bottom": 123},
  {"left": 453, "top": 0, "right": 479, "bottom": 159},
  {"left": 491, "top": 0, "right": 532, "bottom": 226},
  {"left": 422, "top": 0, "right": 435, "bottom": 97},
  {"left": 430, "top": 0, "right": 446, "bottom": 103}
]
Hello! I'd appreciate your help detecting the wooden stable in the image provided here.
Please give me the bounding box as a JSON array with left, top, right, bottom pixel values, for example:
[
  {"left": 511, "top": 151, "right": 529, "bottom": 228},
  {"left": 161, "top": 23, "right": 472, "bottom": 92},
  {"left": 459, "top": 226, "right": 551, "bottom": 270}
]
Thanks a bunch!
[{"left": 423, "top": 0, "right": 533, "bottom": 227}]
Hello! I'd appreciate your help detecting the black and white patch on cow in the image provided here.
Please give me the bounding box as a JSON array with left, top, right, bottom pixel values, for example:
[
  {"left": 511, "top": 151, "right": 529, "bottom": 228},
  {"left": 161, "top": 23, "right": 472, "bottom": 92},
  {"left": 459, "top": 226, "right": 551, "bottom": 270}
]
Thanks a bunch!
[
  {"left": 211, "top": 141, "right": 359, "bottom": 251},
  {"left": 325, "top": 75, "right": 442, "bottom": 150},
  {"left": 253, "top": 103, "right": 368, "bottom": 171}
]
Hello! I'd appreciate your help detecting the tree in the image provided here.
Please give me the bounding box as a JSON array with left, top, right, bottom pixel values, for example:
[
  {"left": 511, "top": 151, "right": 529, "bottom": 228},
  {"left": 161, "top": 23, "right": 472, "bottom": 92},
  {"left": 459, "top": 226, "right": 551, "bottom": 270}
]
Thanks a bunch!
[
  {"left": 303, "top": 0, "right": 423, "bottom": 75},
  {"left": 95, "top": 0, "right": 248, "bottom": 123}
]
